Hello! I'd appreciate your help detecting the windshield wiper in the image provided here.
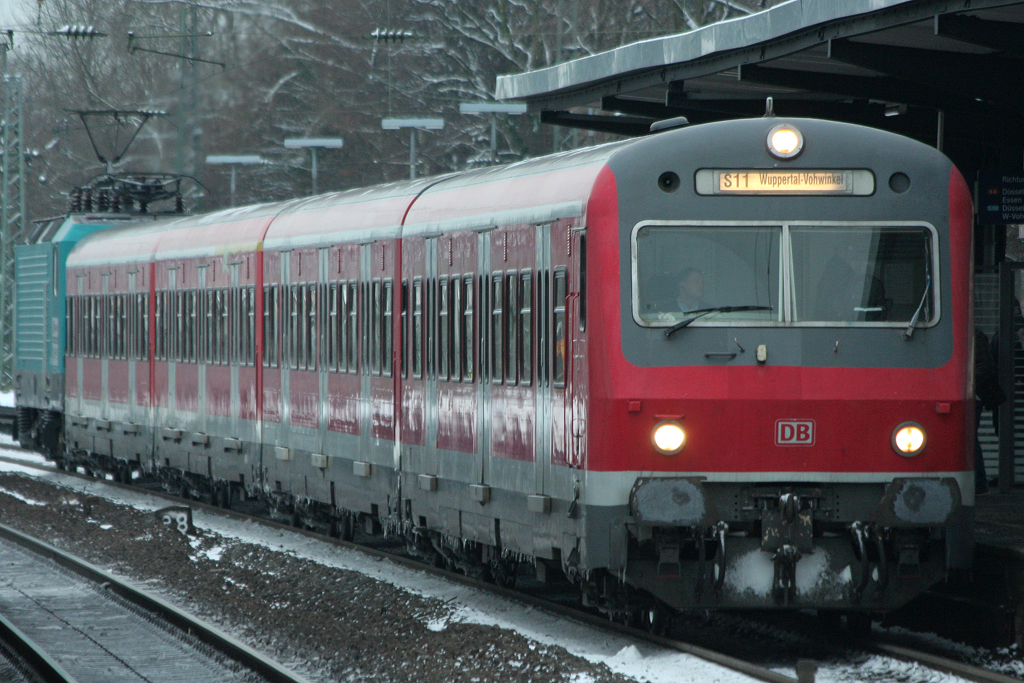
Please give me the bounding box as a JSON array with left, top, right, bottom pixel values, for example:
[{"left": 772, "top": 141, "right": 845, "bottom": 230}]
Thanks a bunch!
[
  {"left": 902, "top": 274, "right": 932, "bottom": 340},
  {"left": 664, "top": 305, "right": 773, "bottom": 339}
]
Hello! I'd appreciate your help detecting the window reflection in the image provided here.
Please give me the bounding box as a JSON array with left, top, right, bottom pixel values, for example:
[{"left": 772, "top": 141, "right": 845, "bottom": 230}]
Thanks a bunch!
[
  {"left": 634, "top": 225, "right": 780, "bottom": 324},
  {"left": 790, "top": 228, "right": 931, "bottom": 323},
  {"left": 633, "top": 223, "right": 934, "bottom": 327}
]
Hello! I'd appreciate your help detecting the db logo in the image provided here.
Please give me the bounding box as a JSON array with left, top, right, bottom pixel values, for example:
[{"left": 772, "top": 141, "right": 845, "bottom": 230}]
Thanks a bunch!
[{"left": 775, "top": 419, "right": 815, "bottom": 446}]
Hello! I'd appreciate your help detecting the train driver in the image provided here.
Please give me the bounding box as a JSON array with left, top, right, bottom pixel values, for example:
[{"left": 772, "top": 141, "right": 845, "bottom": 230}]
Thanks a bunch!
[
  {"left": 814, "top": 242, "right": 888, "bottom": 321},
  {"left": 676, "top": 267, "right": 709, "bottom": 312}
]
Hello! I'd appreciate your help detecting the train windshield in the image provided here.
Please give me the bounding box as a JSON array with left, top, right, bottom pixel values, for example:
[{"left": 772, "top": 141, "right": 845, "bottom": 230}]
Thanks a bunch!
[
  {"left": 633, "top": 225, "right": 780, "bottom": 324},
  {"left": 632, "top": 222, "right": 936, "bottom": 328}
]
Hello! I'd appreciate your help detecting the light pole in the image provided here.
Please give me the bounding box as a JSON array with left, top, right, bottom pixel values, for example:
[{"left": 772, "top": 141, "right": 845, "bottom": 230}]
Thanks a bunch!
[
  {"left": 205, "top": 155, "right": 263, "bottom": 207},
  {"left": 459, "top": 103, "right": 527, "bottom": 164},
  {"left": 381, "top": 118, "right": 444, "bottom": 180},
  {"left": 283, "top": 138, "right": 343, "bottom": 195}
]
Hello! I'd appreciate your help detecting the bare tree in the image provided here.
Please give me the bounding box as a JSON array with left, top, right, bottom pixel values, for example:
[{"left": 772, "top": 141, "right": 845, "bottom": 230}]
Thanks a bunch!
[{"left": 6, "top": 0, "right": 781, "bottom": 216}]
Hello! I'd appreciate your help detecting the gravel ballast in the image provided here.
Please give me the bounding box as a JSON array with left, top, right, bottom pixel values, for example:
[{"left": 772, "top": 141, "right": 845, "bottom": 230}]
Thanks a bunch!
[{"left": 0, "top": 471, "right": 634, "bottom": 683}]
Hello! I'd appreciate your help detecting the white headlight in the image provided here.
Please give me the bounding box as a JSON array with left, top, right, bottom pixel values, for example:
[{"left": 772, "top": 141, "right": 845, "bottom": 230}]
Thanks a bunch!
[
  {"left": 892, "top": 422, "right": 926, "bottom": 456},
  {"left": 652, "top": 421, "right": 686, "bottom": 455},
  {"left": 767, "top": 124, "right": 803, "bottom": 159}
]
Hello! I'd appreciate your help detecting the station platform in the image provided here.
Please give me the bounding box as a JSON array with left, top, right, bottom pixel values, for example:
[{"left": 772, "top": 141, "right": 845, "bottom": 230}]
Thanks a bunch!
[
  {"left": 885, "top": 488, "right": 1024, "bottom": 647},
  {"left": 969, "top": 488, "right": 1024, "bottom": 647},
  {"left": 976, "top": 487, "right": 1024, "bottom": 551}
]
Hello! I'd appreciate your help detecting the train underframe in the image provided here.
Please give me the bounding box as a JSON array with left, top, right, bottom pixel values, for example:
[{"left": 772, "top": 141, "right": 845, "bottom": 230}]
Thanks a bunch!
[
  {"left": 33, "top": 418, "right": 970, "bottom": 630},
  {"left": 620, "top": 477, "right": 970, "bottom": 614},
  {"left": 50, "top": 419, "right": 537, "bottom": 591}
]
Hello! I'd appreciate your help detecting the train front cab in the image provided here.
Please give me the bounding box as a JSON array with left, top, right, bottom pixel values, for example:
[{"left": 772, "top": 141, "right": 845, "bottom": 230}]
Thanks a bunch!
[{"left": 586, "top": 118, "right": 974, "bottom": 613}]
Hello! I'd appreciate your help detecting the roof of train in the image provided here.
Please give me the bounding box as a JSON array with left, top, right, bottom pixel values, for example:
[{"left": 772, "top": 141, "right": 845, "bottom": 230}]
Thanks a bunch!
[{"left": 67, "top": 139, "right": 632, "bottom": 268}]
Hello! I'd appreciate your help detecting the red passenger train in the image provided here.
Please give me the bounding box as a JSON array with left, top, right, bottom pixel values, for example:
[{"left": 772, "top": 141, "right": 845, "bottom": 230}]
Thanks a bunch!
[{"left": 53, "top": 114, "right": 974, "bottom": 620}]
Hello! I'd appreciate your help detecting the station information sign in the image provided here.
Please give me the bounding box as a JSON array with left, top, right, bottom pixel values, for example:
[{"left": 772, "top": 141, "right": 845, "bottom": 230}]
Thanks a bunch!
[{"left": 977, "top": 171, "right": 1024, "bottom": 225}]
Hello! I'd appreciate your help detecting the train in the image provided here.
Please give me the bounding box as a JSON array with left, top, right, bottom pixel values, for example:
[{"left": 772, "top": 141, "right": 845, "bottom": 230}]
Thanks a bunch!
[{"left": 13, "top": 113, "right": 975, "bottom": 626}]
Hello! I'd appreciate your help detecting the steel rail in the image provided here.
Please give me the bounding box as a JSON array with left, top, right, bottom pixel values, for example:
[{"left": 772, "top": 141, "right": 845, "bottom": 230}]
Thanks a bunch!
[
  {"left": 868, "top": 638, "right": 1024, "bottom": 683},
  {"left": 0, "top": 519, "right": 313, "bottom": 683},
  {"left": 0, "top": 612, "right": 80, "bottom": 683}
]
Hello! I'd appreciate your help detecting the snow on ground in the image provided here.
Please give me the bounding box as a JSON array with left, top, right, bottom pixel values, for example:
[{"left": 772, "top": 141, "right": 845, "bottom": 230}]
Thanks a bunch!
[{"left": 0, "top": 434, "right": 977, "bottom": 683}]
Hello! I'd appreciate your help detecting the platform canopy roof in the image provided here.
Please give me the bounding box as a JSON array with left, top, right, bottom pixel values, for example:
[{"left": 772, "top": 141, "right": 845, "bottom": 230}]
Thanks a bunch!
[{"left": 494, "top": 0, "right": 1024, "bottom": 164}]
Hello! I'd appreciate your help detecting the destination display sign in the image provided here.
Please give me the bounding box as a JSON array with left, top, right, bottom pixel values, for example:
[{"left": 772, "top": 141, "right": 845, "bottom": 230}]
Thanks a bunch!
[
  {"left": 695, "top": 169, "right": 875, "bottom": 196},
  {"left": 977, "top": 171, "right": 1024, "bottom": 225}
]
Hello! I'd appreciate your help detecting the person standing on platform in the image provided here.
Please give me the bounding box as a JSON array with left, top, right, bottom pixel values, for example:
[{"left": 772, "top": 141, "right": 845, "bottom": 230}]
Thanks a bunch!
[{"left": 976, "top": 327, "right": 1006, "bottom": 494}]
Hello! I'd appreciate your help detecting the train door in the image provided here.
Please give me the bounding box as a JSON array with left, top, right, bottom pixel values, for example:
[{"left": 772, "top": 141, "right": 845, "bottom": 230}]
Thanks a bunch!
[
  {"left": 226, "top": 256, "right": 260, "bottom": 484},
  {"left": 360, "top": 240, "right": 398, "bottom": 476},
  {"left": 486, "top": 225, "right": 538, "bottom": 486},
  {"left": 195, "top": 265, "right": 207, "bottom": 445},
  {"left": 477, "top": 232, "right": 491, "bottom": 492},
  {"left": 266, "top": 251, "right": 292, "bottom": 492},
  {"left": 127, "top": 269, "right": 149, "bottom": 464},
  {"left": 533, "top": 225, "right": 552, "bottom": 496},
  {"left": 153, "top": 265, "right": 187, "bottom": 473},
  {"left": 282, "top": 248, "right": 321, "bottom": 492},
  {"left": 258, "top": 250, "right": 284, "bottom": 493},
  {"left": 101, "top": 272, "right": 111, "bottom": 423},
  {"left": 357, "top": 244, "right": 371, "bottom": 463},
  {"left": 126, "top": 271, "right": 137, "bottom": 429},
  {"left": 549, "top": 224, "right": 570, "bottom": 468},
  {"left": 434, "top": 233, "right": 481, "bottom": 474},
  {"left": 399, "top": 237, "right": 428, "bottom": 489},
  {"left": 317, "top": 247, "right": 329, "bottom": 462},
  {"left": 421, "top": 236, "right": 439, "bottom": 484},
  {"left": 566, "top": 227, "right": 587, "bottom": 469}
]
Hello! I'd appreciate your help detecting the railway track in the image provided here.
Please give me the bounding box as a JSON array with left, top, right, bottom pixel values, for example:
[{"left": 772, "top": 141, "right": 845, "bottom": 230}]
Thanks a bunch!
[
  {"left": 0, "top": 450, "right": 1018, "bottom": 683},
  {"left": 0, "top": 407, "right": 16, "bottom": 438},
  {"left": 0, "top": 514, "right": 311, "bottom": 683}
]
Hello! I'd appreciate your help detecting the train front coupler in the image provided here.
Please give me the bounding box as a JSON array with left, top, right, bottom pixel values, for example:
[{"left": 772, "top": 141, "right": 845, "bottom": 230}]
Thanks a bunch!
[
  {"left": 625, "top": 475, "right": 963, "bottom": 610},
  {"left": 761, "top": 491, "right": 814, "bottom": 606}
]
